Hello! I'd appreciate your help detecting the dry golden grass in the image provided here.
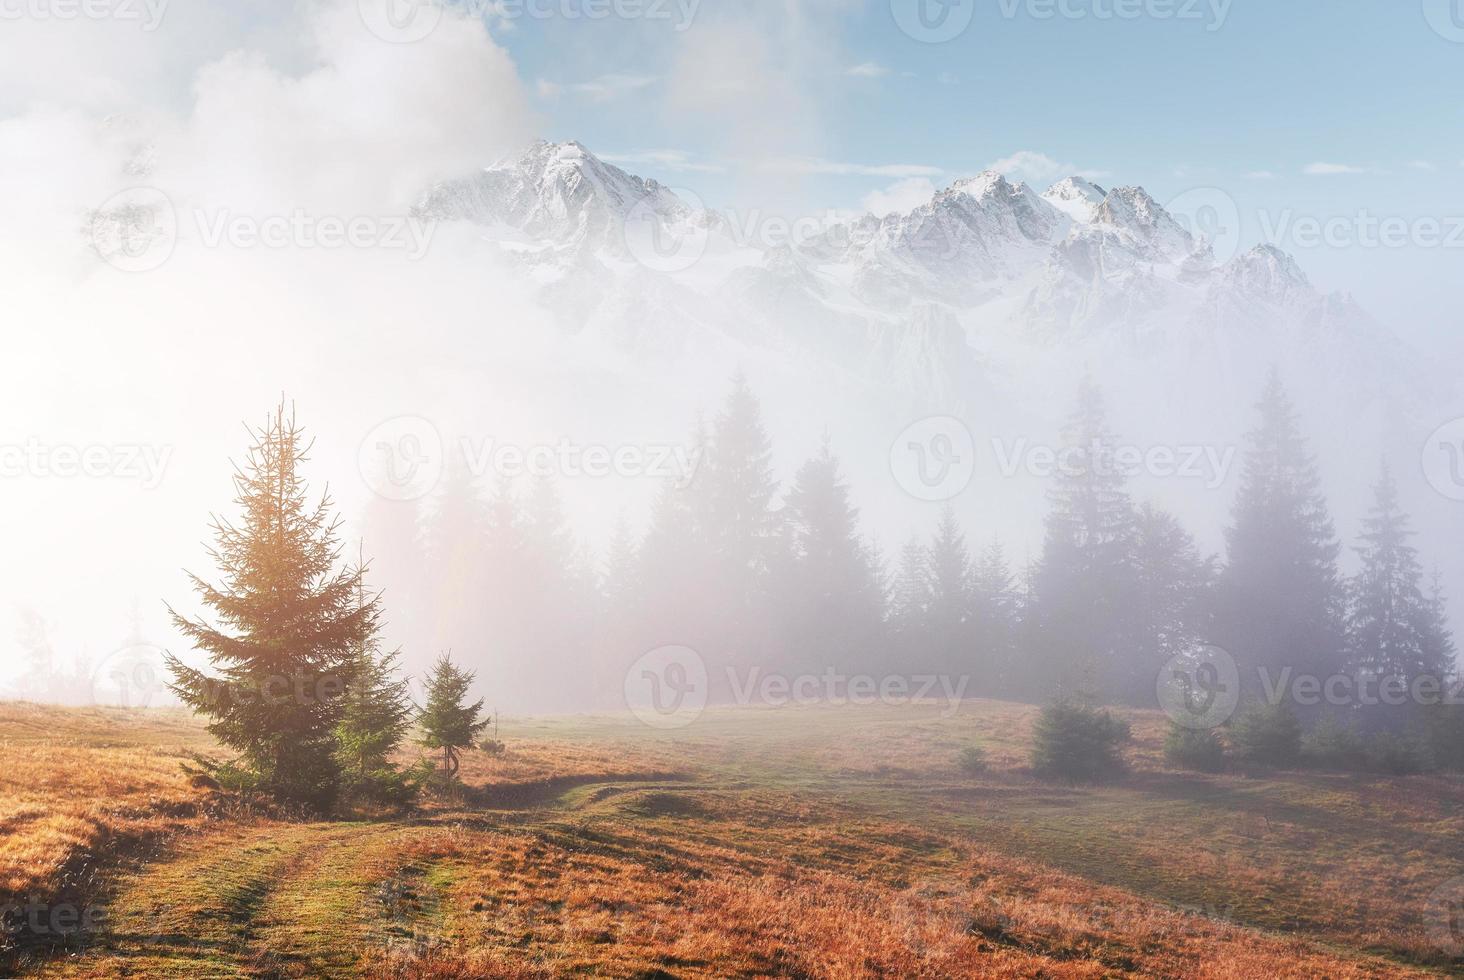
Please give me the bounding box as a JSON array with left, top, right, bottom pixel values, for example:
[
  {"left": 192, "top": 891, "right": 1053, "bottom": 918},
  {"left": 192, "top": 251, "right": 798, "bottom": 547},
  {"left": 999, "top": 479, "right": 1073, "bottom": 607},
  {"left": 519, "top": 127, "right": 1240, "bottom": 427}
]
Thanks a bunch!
[
  {"left": 4, "top": 698, "right": 1461, "bottom": 978},
  {"left": 0, "top": 703, "right": 216, "bottom": 902}
]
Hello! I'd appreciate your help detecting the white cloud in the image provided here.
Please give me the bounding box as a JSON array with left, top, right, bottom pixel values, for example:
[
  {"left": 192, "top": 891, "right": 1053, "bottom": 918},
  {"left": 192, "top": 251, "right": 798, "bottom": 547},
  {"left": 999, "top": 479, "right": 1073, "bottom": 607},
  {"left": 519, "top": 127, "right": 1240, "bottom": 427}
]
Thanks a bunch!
[
  {"left": 1407, "top": 160, "right": 1437, "bottom": 171},
  {"left": 985, "top": 150, "right": 1107, "bottom": 186},
  {"left": 600, "top": 149, "right": 726, "bottom": 174},
  {"left": 662, "top": 1, "right": 856, "bottom": 198},
  {"left": 1244, "top": 170, "right": 1277, "bottom": 180},
  {"left": 846, "top": 62, "right": 890, "bottom": 78},
  {"left": 861, "top": 177, "right": 936, "bottom": 216},
  {"left": 756, "top": 157, "right": 942, "bottom": 178},
  {"left": 1303, "top": 162, "right": 1367, "bottom": 175},
  {"left": 537, "top": 73, "right": 657, "bottom": 103}
]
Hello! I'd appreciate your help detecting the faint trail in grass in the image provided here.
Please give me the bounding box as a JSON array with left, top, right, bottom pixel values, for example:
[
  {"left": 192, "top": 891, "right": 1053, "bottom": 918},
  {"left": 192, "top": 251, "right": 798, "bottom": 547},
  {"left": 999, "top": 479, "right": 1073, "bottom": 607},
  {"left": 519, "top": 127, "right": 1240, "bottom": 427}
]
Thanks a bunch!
[{"left": 41, "top": 823, "right": 381, "bottom": 979}]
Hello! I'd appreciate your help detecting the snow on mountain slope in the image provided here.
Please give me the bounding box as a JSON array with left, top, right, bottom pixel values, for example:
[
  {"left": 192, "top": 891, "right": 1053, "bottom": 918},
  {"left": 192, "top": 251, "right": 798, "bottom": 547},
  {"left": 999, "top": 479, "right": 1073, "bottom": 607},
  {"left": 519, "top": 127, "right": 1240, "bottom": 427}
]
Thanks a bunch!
[
  {"left": 413, "top": 140, "right": 1426, "bottom": 415},
  {"left": 1041, "top": 176, "right": 1108, "bottom": 223}
]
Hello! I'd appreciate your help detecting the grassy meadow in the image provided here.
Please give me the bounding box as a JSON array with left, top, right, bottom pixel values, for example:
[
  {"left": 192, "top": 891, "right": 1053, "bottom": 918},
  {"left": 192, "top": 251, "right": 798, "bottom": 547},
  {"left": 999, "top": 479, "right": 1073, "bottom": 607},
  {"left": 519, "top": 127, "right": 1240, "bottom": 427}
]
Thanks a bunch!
[{"left": 2, "top": 698, "right": 1461, "bottom": 978}]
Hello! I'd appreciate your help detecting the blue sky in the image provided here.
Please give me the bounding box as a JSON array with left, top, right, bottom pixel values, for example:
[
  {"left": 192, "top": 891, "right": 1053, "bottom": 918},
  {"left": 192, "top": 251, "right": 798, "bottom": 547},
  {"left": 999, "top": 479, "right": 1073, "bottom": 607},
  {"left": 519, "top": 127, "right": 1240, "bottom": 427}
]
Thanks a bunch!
[{"left": 489, "top": 0, "right": 1464, "bottom": 344}]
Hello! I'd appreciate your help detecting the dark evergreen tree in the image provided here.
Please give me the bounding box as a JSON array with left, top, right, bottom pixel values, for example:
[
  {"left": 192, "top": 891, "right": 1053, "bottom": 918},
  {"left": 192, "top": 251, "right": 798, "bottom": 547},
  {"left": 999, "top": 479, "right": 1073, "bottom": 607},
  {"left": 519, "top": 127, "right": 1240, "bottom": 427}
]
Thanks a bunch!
[
  {"left": 1345, "top": 463, "right": 1453, "bottom": 684},
  {"left": 1030, "top": 382, "right": 1138, "bottom": 700},
  {"left": 418, "top": 653, "right": 488, "bottom": 781},
  {"left": 776, "top": 439, "right": 885, "bottom": 673},
  {"left": 166, "top": 402, "right": 373, "bottom": 808},
  {"left": 970, "top": 540, "right": 1020, "bottom": 696},
  {"left": 699, "top": 372, "right": 782, "bottom": 665},
  {"left": 925, "top": 505, "right": 974, "bottom": 676},
  {"left": 1126, "top": 502, "right": 1216, "bottom": 705},
  {"left": 334, "top": 584, "right": 417, "bottom": 806},
  {"left": 888, "top": 536, "right": 932, "bottom": 663},
  {"left": 1215, "top": 371, "right": 1344, "bottom": 692},
  {"left": 1419, "top": 572, "right": 1458, "bottom": 684}
]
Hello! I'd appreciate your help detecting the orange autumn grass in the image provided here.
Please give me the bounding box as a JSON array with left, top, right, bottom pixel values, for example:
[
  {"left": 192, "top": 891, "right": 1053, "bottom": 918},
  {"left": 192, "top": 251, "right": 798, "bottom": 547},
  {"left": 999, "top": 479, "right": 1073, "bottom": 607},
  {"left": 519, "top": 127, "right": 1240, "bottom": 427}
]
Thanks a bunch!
[{"left": 4, "top": 699, "right": 1461, "bottom": 978}]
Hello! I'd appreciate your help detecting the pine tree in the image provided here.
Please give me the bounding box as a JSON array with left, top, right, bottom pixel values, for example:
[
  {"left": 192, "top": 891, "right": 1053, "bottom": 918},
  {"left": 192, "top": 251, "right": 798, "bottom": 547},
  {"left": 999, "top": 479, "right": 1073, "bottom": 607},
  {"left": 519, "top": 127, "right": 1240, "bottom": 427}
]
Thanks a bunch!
[
  {"left": 335, "top": 641, "right": 416, "bottom": 805},
  {"left": 888, "top": 536, "right": 932, "bottom": 667},
  {"left": 1345, "top": 463, "right": 1452, "bottom": 683},
  {"left": 776, "top": 438, "right": 884, "bottom": 673},
  {"left": 1127, "top": 502, "right": 1215, "bottom": 705},
  {"left": 166, "top": 402, "right": 373, "bottom": 808},
  {"left": 699, "top": 372, "right": 781, "bottom": 664},
  {"left": 638, "top": 464, "right": 713, "bottom": 657},
  {"left": 1030, "top": 382, "right": 1138, "bottom": 700},
  {"left": 970, "top": 540, "right": 1020, "bottom": 696},
  {"left": 334, "top": 555, "right": 416, "bottom": 806},
  {"left": 1215, "top": 370, "right": 1344, "bottom": 690},
  {"left": 926, "top": 505, "right": 974, "bottom": 676},
  {"left": 418, "top": 653, "right": 489, "bottom": 782},
  {"left": 1419, "top": 572, "right": 1457, "bottom": 683}
]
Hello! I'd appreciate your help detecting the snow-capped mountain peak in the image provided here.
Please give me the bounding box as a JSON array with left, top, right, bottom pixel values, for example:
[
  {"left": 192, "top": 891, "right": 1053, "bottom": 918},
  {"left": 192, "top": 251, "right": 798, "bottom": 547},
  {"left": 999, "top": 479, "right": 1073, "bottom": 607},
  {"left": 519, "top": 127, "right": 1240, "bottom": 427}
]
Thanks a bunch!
[
  {"left": 1088, "top": 185, "right": 1193, "bottom": 259},
  {"left": 410, "top": 139, "right": 1418, "bottom": 411},
  {"left": 415, "top": 138, "right": 692, "bottom": 254},
  {"left": 1041, "top": 176, "right": 1108, "bottom": 222}
]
